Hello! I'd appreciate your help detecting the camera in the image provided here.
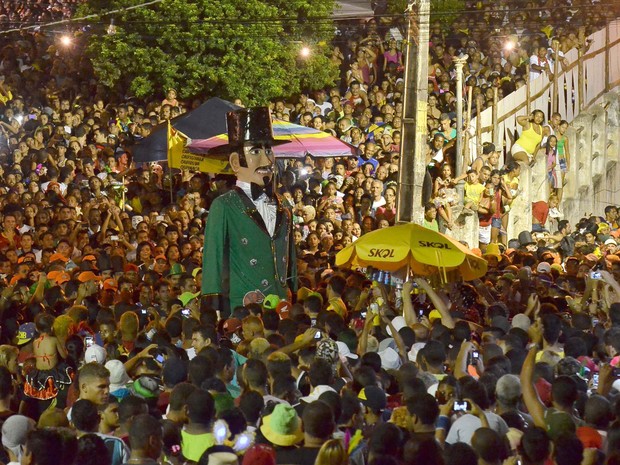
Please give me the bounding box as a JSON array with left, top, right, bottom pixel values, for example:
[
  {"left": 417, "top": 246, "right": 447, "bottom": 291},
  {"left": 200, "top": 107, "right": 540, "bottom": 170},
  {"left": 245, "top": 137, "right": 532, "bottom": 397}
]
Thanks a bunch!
[
  {"left": 453, "top": 400, "right": 471, "bottom": 412},
  {"left": 591, "top": 271, "right": 602, "bottom": 280},
  {"left": 314, "top": 330, "right": 322, "bottom": 339},
  {"left": 181, "top": 308, "right": 191, "bottom": 317}
]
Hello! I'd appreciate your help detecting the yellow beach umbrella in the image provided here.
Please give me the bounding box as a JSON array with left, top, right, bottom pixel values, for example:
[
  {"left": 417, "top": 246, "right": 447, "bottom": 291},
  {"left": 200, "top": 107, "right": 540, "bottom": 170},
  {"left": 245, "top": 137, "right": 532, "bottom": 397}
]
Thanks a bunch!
[{"left": 335, "top": 223, "right": 487, "bottom": 281}]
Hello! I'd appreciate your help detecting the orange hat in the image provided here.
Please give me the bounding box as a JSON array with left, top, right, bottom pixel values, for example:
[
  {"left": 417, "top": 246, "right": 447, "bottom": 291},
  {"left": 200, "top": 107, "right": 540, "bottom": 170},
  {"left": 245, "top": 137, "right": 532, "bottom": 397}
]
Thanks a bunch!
[
  {"left": 49, "top": 253, "right": 68, "bottom": 263},
  {"left": 47, "top": 271, "right": 71, "bottom": 285},
  {"left": 154, "top": 255, "right": 167, "bottom": 262},
  {"left": 102, "top": 278, "right": 118, "bottom": 291},
  {"left": 583, "top": 254, "right": 598, "bottom": 264},
  {"left": 82, "top": 254, "right": 97, "bottom": 261},
  {"left": 77, "top": 271, "right": 102, "bottom": 283},
  {"left": 606, "top": 254, "right": 620, "bottom": 264},
  {"left": 504, "top": 265, "right": 519, "bottom": 274},
  {"left": 470, "top": 248, "right": 482, "bottom": 257}
]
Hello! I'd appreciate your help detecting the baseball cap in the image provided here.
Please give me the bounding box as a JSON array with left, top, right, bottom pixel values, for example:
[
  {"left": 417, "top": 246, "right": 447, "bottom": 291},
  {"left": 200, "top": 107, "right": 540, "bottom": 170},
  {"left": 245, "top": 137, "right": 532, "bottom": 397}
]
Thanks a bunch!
[
  {"left": 84, "top": 344, "right": 107, "bottom": 364},
  {"left": 263, "top": 294, "right": 281, "bottom": 310},
  {"left": 49, "top": 253, "right": 68, "bottom": 263},
  {"left": 179, "top": 291, "right": 199, "bottom": 307},
  {"left": 77, "top": 271, "right": 102, "bottom": 283},
  {"left": 358, "top": 386, "right": 387, "bottom": 412},
  {"left": 223, "top": 318, "right": 242, "bottom": 335},
  {"left": 536, "top": 262, "right": 551, "bottom": 274},
  {"left": 130, "top": 376, "right": 160, "bottom": 399},
  {"left": 102, "top": 278, "right": 118, "bottom": 291},
  {"left": 13, "top": 322, "right": 36, "bottom": 345},
  {"left": 336, "top": 341, "right": 358, "bottom": 360},
  {"left": 275, "top": 301, "right": 292, "bottom": 319},
  {"left": 386, "top": 316, "right": 407, "bottom": 337}
]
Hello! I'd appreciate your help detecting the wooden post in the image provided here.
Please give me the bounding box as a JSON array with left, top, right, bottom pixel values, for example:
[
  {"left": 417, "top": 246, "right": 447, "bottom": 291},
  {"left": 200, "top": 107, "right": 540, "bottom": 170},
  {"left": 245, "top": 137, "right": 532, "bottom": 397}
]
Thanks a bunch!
[
  {"left": 475, "top": 95, "right": 483, "bottom": 160},
  {"left": 526, "top": 63, "right": 531, "bottom": 115},
  {"left": 605, "top": 20, "right": 610, "bottom": 92},
  {"left": 578, "top": 26, "right": 585, "bottom": 112},
  {"left": 396, "top": 0, "right": 430, "bottom": 224},
  {"left": 463, "top": 86, "right": 473, "bottom": 173},
  {"left": 552, "top": 39, "right": 560, "bottom": 115},
  {"left": 454, "top": 56, "right": 468, "bottom": 179}
]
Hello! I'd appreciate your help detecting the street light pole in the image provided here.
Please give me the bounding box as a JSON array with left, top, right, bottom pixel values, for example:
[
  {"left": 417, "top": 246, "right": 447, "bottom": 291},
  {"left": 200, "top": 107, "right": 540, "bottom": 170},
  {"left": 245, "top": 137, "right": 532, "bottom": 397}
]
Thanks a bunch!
[{"left": 396, "top": 0, "right": 430, "bottom": 224}]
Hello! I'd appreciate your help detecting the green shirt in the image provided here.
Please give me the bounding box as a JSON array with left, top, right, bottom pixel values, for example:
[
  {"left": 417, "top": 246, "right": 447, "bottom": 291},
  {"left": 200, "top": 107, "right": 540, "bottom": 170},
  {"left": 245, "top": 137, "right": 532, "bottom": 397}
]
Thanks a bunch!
[
  {"left": 423, "top": 219, "right": 439, "bottom": 232},
  {"left": 181, "top": 430, "right": 215, "bottom": 462}
]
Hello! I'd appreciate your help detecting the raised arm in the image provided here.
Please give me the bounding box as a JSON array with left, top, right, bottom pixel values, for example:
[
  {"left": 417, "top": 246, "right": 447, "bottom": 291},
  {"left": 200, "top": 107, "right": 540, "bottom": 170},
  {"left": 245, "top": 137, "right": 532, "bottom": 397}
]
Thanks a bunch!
[
  {"left": 520, "top": 346, "right": 546, "bottom": 427},
  {"left": 414, "top": 278, "right": 455, "bottom": 329}
]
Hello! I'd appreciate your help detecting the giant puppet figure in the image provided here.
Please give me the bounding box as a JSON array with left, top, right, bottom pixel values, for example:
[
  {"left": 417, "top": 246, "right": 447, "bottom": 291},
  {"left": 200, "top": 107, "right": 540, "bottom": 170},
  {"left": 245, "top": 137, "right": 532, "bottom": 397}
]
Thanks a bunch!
[{"left": 201, "top": 107, "right": 296, "bottom": 314}]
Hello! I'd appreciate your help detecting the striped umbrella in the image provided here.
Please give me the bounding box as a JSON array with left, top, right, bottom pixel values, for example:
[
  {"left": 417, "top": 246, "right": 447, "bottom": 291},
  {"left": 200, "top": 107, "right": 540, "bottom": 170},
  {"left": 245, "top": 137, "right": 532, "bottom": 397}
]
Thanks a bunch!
[{"left": 188, "top": 119, "right": 358, "bottom": 159}]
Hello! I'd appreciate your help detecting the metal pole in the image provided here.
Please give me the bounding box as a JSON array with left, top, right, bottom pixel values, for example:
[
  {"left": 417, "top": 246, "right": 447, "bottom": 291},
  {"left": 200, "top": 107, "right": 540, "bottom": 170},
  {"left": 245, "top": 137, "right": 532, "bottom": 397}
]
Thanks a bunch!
[
  {"left": 396, "top": 0, "right": 430, "bottom": 224},
  {"left": 453, "top": 55, "right": 468, "bottom": 179}
]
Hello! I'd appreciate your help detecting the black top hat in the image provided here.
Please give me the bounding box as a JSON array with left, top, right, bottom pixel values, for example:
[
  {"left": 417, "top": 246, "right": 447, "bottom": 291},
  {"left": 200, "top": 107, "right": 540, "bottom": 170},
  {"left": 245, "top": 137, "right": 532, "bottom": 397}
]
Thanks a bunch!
[
  {"left": 518, "top": 230, "right": 535, "bottom": 246},
  {"left": 209, "top": 107, "right": 285, "bottom": 154}
]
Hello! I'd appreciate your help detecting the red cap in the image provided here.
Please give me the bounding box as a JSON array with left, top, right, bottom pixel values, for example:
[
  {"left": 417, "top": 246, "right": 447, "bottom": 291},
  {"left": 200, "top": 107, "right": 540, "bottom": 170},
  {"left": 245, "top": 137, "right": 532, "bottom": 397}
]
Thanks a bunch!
[
  {"left": 124, "top": 263, "right": 139, "bottom": 273},
  {"left": 223, "top": 318, "right": 242, "bottom": 334},
  {"left": 275, "top": 301, "right": 292, "bottom": 319}
]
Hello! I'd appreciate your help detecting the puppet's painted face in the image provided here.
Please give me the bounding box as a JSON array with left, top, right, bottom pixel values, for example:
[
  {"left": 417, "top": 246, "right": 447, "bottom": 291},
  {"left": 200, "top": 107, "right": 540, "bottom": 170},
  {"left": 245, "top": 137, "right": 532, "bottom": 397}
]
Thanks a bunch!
[{"left": 230, "top": 143, "right": 274, "bottom": 186}]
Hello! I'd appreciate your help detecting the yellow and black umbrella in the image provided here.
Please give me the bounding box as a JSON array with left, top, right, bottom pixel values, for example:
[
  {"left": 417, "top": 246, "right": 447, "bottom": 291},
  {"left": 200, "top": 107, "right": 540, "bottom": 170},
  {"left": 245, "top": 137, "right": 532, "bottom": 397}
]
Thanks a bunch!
[{"left": 335, "top": 223, "right": 487, "bottom": 281}]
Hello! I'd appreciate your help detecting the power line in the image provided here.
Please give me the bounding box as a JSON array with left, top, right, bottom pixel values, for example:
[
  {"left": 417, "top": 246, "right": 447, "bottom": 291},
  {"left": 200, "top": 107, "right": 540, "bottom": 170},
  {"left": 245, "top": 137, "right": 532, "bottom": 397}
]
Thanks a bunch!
[{"left": 0, "top": 1, "right": 616, "bottom": 35}]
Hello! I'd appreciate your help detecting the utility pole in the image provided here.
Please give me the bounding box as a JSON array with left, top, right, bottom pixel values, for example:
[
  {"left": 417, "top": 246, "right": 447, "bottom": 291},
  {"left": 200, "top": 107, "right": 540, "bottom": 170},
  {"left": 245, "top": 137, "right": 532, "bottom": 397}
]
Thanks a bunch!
[{"left": 396, "top": 0, "right": 430, "bottom": 224}]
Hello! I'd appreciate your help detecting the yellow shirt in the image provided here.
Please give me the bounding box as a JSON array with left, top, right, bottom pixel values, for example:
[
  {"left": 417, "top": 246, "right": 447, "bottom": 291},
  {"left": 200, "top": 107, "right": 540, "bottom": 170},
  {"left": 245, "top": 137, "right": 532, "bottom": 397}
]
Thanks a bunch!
[
  {"left": 327, "top": 297, "right": 347, "bottom": 318},
  {"left": 464, "top": 182, "right": 485, "bottom": 206}
]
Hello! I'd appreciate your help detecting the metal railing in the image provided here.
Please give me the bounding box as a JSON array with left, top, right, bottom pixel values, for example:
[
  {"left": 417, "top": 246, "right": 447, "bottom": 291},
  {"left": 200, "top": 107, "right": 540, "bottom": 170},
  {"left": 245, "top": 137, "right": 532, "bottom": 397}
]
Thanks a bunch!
[{"left": 464, "top": 19, "right": 620, "bottom": 239}]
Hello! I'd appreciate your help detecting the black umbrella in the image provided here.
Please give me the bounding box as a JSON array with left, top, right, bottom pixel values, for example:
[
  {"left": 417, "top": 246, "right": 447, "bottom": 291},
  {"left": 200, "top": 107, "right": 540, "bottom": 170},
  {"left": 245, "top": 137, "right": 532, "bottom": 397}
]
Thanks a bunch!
[{"left": 132, "top": 97, "right": 240, "bottom": 163}]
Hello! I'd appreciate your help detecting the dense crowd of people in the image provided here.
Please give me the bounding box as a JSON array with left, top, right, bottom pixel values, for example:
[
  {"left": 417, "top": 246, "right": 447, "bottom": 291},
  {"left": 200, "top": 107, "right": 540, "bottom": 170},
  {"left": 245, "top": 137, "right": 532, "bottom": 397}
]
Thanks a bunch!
[{"left": 0, "top": 1, "right": 618, "bottom": 465}]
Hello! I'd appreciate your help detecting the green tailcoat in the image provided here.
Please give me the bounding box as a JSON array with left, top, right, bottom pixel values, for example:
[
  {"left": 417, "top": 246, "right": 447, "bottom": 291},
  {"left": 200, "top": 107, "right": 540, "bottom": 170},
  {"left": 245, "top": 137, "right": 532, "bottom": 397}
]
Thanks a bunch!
[{"left": 201, "top": 188, "right": 296, "bottom": 311}]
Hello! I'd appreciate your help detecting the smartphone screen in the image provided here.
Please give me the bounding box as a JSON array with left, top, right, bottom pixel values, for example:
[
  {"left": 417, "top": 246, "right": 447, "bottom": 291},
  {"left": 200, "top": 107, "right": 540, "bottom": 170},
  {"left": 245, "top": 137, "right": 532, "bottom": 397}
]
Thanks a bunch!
[{"left": 453, "top": 400, "right": 470, "bottom": 412}]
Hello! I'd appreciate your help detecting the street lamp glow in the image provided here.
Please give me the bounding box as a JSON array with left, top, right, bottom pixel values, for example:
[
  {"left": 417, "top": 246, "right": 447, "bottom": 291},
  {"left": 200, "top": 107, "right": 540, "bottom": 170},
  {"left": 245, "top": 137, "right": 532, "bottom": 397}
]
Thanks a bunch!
[
  {"left": 300, "top": 46, "right": 311, "bottom": 58},
  {"left": 60, "top": 35, "right": 72, "bottom": 46}
]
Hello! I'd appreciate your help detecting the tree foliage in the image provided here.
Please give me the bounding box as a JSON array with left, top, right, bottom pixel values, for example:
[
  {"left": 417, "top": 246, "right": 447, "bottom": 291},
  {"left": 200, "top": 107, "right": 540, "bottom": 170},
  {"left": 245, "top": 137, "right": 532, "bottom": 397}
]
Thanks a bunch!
[
  {"left": 387, "top": 0, "right": 465, "bottom": 24},
  {"left": 78, "top": 0, "right": 339, "bottom": 104}
]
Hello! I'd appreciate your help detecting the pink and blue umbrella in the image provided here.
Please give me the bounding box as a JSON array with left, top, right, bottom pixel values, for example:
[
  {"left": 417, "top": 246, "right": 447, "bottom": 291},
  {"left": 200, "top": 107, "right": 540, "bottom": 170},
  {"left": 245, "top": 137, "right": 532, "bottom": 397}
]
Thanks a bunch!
[{"left": 188, "top": 119, "right": 358, "bottom": 159}]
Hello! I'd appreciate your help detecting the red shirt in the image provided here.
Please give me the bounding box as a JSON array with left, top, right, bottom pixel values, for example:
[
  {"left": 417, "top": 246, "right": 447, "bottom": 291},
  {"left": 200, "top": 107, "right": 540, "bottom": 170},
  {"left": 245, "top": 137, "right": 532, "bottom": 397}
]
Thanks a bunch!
[{"left": 532, "top": 201, "right": 550, "bottom": 225}]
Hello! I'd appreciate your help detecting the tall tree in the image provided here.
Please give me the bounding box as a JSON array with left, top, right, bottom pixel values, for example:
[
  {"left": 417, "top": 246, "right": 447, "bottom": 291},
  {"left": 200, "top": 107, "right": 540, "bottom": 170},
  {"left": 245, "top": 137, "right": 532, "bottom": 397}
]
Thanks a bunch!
[{"left": 78, "top": 0, "right": 339, "bottom": 104}]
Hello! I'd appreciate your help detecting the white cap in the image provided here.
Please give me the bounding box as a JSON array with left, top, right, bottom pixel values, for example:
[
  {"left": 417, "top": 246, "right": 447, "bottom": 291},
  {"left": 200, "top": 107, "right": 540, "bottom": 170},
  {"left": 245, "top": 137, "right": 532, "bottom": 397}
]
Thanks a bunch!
[
  {"left": 536, "top": 262, "right": 551, "bottom": 274},
  {"left": 85, "top": 344, "right": 106, "bottom": 364},
  {"left": 386, "top": 316, "right": 407, "bottom": 336},
  {"left": 336, "top": 341, "right": 359, "bottom": 360},
  {"left": 378, "top": 347, "right": 401, "bottom": 370}
]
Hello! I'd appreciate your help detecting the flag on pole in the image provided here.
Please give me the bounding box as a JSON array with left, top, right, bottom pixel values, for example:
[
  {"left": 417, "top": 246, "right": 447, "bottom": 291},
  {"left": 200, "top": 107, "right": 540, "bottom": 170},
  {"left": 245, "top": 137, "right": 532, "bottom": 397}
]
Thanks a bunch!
[
  {"left": 167, "top": 121, "right": 188, "bottom": 169},
  {"left": 167, "top": 120, "right": 232, "bottom": 174}
]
